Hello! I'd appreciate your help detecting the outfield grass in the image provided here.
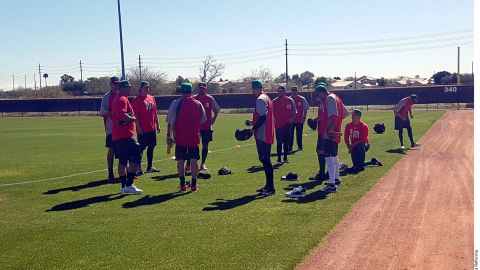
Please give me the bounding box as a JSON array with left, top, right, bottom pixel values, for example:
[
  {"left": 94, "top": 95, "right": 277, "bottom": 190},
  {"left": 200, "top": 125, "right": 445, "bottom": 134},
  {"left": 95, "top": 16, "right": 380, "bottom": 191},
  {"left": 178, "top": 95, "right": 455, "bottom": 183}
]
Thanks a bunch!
[{"left": 0, "top": 110, "right": 443, "bottom": 270}]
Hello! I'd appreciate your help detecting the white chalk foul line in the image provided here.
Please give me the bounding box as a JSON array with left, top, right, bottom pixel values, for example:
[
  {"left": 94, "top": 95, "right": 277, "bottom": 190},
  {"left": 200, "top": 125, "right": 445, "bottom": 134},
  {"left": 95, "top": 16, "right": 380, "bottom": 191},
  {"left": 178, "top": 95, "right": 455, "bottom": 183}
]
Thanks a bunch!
[{"left": 0, "top": 143, "right": 257, "bottom": 187}]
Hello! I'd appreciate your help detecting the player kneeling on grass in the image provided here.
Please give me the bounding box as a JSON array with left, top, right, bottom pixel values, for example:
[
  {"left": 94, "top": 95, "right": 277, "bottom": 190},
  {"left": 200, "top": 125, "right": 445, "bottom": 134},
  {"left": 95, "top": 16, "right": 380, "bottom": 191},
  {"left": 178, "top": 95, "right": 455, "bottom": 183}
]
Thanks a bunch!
[
  {"left": 166, "top": 83, "right": 207, "bottom": 193},
  {"left": 272, "top": 85, "right": 296, "bottom": 164},
  {"left": 315, "top": 83, "right": 349, "bottom": 193},
  {"left": 394, "top": 94, "right": 420, "bottom": 150},
  {"left": 246, "top": 80, "right": 276, "bottom": 196},
  {"left": 132, "top": 81, "right": 161, "bottom": 174},
  {"left": 111, "top": 80, "right": 143, "bottom": 194},
  {"left": 344, "top": 109, "right": 382, "bottom": 173}
]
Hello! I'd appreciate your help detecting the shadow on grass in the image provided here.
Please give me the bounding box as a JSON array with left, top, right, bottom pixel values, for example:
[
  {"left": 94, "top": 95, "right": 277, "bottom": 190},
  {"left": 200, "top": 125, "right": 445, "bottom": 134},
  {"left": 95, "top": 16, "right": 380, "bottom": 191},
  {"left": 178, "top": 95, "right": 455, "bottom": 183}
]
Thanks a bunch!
[
  {"left": 282, "top": 188, "right": 329, "bottom": 204},
  {"left": 151, "top": 173, "right": 178, "bottom": 181},
  {"left": 203, "top": 194, "right": 267, "bottom": 211},
  {"left": 47, "top": 193, "right": 127, "bottom": 211},
  {"left": 122, "top": 192, "right": 189, "bottom": 208},
  {"left": 246, "top": 164, "right": 282, "bottom": 173},
  {"left": 270, "top": 149, "right": 300, "bottom": 158},
  {"left": 43, "top": 179, "right": 109, "bottom": 195},
  {"left": 283, "top": 179, "right": 325, "bottom": 191},
  {"left": 386, "top": 148, "right": 407, "bottom": 154}
]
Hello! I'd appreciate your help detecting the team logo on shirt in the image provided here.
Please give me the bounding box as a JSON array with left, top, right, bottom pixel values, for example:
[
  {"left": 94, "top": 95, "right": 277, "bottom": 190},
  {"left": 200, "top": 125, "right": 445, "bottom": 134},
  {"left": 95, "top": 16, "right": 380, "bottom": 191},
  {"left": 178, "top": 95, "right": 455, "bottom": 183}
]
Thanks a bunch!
[
  {"left": 351, "top": 129, "right": 360, "bottom": 139},
  {"left": 145, "top": 102, "right": 154, "bottom": 110},
  {"left": 205, "top": 102, "right": 210, "bottom": 108}
]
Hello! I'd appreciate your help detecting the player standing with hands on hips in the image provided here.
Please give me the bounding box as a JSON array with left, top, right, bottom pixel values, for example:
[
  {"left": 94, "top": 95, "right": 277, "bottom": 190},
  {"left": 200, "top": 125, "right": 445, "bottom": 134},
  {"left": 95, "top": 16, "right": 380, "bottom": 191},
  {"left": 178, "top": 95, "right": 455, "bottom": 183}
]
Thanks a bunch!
[
  {"left": 132, "top": 81, "right": 160, "bottom": 174},
  {"left": 315, "top": 83, "right": 349, "bottom": 193},
  {"left": 289, "top": 86, "right": 309, "bottom": 151},
  {"left": 394, "top": 94, "right": 420, "bottom": 150},
  {"left": 246, "top": 80, "right": 276, "bottom": 196}
]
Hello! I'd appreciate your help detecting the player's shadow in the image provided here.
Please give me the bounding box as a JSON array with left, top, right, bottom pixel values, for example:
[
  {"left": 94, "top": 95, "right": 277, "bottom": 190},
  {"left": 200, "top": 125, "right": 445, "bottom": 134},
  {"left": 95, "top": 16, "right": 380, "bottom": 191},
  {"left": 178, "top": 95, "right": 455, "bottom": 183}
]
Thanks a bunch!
[
  {"left": 270, "top": 149, "right": 300, "bottom": 157},
  {"left": 386, "top": 148, "right": 407, "bottom": 154},
  {"left": 203, "top": 194, "right": 267, "bottom": 211},
  {"left": 246, "top": 164, "right": 282, "bottom": 173},
  {"left": 151, "top": 173, "right": 178, "bottom": 182},
  {"left": 282, "top": 189, "right": 329, "bottom": 203},
  {"left": 43, "top": 179, "right": 109, "bottom": 195},
  {"left": 122, "top": 192, "right": 188, "bottom": 208},
  {"left": 47, "top": 193, "right": 127, "bottom": 212}
]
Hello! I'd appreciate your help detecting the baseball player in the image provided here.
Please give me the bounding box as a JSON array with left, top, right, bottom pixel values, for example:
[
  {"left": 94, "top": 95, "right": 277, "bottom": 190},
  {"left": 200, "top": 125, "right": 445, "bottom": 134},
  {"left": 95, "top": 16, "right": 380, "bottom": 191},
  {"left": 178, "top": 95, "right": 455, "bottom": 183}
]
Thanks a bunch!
[
  {"left": 194, "top": 82, "right": 220, "bottom": 171},
  {"left": 272, "top": 85, "right": 296, "bottom": 164},
  {"left": 344, "top": 109, "right": 370, "bottom": 173},
  {"left": 111, "top": 80, "right": 143, "bottom": 194},
  {"left": 246, "top": 80, "right": 276, "bottom": 196},
  {"left": 99, "top": 76, "right": 119, "bottom": 183},
  {"left": 289, "top": 86, "right": 309, "bottom": 151},
  {"left": 315, "top": 83, "right": 349, "bottom": 193},
  {"left": 394, "top": 94, "right": 420, "bottom": 150},
  {"left": 132, "top": 81, "right": 160, "bottom": 174},
  {"left": 166, "top": 83, "right": 206, "bottom": 193}
]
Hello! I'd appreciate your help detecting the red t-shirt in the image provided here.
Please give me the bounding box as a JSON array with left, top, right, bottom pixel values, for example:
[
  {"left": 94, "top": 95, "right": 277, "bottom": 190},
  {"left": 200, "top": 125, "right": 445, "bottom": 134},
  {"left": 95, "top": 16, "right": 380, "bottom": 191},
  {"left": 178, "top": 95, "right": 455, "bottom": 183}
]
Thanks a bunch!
[
  {"left": 344, "top": 121, "right": 369, "bottom": 145},
  {"left": 132, "top": 94, "right": 158, "bottom": 133},
  {"left": 272, "top": 96, "right": 295, "bottom": 129},
  {"left": 396, "top": 97, "right": 414, "bottom": 117},
  {"left": 175, "top": 96, "right": 203, "bottom": 147},
  {"left": 195, "top": 94, "right": 218, "bottom": 131},
  {"left": 292, "top": 95, "right": 306, "bottom": 123},
  {"left": 111, "top": 95, "right": 135, "bottom": 141}
]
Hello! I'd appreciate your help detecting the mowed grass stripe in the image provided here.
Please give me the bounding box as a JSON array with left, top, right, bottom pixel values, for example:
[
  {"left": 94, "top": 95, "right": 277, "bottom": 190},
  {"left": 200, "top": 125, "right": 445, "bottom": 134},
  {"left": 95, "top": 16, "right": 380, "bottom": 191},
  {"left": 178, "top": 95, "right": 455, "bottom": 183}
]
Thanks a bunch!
[{"left": 0, "top": 111, "right": 443, "bottom": 270}]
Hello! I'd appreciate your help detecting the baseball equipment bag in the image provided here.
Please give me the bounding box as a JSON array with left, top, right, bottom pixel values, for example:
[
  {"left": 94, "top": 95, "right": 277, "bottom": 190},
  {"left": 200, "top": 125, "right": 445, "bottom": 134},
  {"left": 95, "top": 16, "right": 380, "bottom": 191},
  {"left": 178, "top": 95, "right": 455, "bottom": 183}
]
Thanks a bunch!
[{"left": 374, "top": 123, "right": 386, "bottom": 134}]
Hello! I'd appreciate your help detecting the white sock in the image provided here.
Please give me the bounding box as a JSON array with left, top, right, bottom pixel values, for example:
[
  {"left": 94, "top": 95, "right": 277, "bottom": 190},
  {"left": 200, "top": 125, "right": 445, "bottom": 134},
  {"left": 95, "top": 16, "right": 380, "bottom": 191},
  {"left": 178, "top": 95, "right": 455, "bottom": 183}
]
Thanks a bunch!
[
  {"left": 325, "top": 156, "right": 336, "bottom": 185},
  {"left": 334, "top": 156, "right": 340, "bottom": 180}
]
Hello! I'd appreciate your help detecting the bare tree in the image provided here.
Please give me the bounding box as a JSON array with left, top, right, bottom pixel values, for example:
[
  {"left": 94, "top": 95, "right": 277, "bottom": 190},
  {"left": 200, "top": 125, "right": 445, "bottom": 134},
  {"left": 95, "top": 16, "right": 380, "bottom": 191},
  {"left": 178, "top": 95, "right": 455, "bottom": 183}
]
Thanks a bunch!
[
  {"left": 199, "top": 55, "right": 225, "bottom": 83},
  {"left": 127, "top": 66, "right": 168, "bottom": 95},
  {"left": 244, "top": 66, "right": 274, "bottom": 83}
]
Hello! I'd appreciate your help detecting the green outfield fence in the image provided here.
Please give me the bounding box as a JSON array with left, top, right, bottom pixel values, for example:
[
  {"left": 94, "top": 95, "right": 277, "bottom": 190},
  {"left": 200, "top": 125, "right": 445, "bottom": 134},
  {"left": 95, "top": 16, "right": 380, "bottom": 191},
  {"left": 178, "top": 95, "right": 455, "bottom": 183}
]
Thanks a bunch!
[{"left": 0, "top": 84, "right": 473, "bottom": 116}]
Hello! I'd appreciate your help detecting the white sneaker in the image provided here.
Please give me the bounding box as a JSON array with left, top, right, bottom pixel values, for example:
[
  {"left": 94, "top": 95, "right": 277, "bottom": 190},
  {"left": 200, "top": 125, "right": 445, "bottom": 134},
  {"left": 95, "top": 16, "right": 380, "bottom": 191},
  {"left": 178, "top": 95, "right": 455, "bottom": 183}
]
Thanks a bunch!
[
  {"left": 285, "top": 186, "right": 307, "bottom": 198},
  {"left": 400, "top": 145, "right": 405, "bottom": 150},
  {"left": 200, "top": 164, "right": 208, "bottom": 171},
  {"left": 123, "top": 185, "right": 143, "bottom": 195},
  {"left": 145, "top": 167, "right": 160, "bottom": 173}
]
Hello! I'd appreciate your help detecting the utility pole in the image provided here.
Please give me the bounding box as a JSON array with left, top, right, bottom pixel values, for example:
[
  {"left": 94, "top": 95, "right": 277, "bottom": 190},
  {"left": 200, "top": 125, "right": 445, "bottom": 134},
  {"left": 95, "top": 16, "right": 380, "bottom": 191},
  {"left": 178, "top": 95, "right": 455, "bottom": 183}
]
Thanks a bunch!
[
  {"left": 285, "top": 38, "right": 289, "bottom": 89},
  {"left": 79, "top": 60, "right": 83, "bottom": 83},
  {"left": 12, "top": 74, "right": 15, "bottom": 90},
  {"left": 24, "top": 75, "right": 27, "bottom": 89},
  {"left": 354, "top": 72, "right": 357, "bottom": 89},
  {"left": 38, "top": 64, "right": 42, "bottom": 88},
  {"left": 138, "top": 54, "right": 142, "bottom": 81},
  {"left": 117, "top": 0, "right": 126, "bottom": 80},
  {"left": 34, "top": 73, "right": 37, "bottom": 90},
  {"left": 457, "top": 46, "right": 460, "bottom": 85}
]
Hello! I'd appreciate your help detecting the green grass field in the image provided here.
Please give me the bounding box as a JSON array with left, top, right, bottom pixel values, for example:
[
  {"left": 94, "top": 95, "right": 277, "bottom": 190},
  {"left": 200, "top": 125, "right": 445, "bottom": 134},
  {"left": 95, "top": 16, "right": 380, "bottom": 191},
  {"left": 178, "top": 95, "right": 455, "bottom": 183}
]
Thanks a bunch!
[{"left": 0, "top": 110, "right": 443, "bottom": 270}]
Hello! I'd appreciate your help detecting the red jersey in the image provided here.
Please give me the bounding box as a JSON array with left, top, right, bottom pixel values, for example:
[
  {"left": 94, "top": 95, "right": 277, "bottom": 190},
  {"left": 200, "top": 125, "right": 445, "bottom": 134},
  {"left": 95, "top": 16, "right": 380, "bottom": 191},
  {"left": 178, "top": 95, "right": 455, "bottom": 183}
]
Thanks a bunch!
[
  {"left": 174, "top": 96, "right": 204, "bottom": 147},
  {"left": 395, "top": 97, "right": 414, "bottom": 117},
  {"left": 318, "top": 93, "right": 345, "bottom": 144},
  {"left": 253, "top": 93, "right": 274, "bottom": 145},
  {"left": 292, "top": 95, "right": 307, "bottom": 123},
  {"left": 195, "top": 93, "right": 220, "bottom": 131},
  {"left": 344, "top": 121, "right": 369, "bottom": 145},
  {"left": 132, "top": 94, "right": 158, "bottom": 133},
  {"left": 111, "top": 95, "right": 135, "bottom": 141},
  {"left": 273, "top": 96, "right": 296, "bottom": 129}
]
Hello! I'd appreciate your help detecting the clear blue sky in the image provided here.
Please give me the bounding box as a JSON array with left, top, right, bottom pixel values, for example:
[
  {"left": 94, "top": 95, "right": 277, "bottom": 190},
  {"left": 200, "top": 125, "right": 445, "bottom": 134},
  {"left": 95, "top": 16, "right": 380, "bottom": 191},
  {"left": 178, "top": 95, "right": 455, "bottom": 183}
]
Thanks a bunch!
[{"left": 0, "top": 0, "right": 474, "bottom": 90}]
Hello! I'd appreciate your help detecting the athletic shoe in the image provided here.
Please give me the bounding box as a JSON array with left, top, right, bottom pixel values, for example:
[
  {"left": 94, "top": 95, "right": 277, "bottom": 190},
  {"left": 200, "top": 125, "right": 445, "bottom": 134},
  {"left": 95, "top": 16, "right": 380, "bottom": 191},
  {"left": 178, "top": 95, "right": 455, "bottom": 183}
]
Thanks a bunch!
[
  {"left": 371, "top": 157, "right": 383, "bottom": 166},
  {"left": 298, "top": 148, "right": 303, "bottom": 151},
  {"left": 260, "top": 188, "right": 276, "bottom": 196},
  {"left": 179, "top": 185, "right": 188, "bottom": 193},
  {"left": 190, "top": 185, "right": 198, "bottom": 192},
  {"left": 123, "top": 185, "right": 143, "bottom": 195},
  {"left": 400, "top": 145, "right": 405, "bottom": 150},
  {"left": 285, "top": 186, "right": 306, "bottom": 198},
  {"left": 324, "top": 179, "right": 341, "bottom": 185},
  {"left": 256, "top": 186, "right": 267, "bottom": 193},
  {"left": 309, "top": 172, "right": 328, "bottom": 181},
  {"left": 411, "top": 143, "right": 421, "bottom": 148},
  {"left": 283, "top": 159, "right": 290, "bottom": 163},
  {"left": 120, "top": 187, "right": 125, "bottom": 193},
  {"left": 276, "top": 161, "right": 283, "bottom": 166},
  {"left": 200, "top": 164, "right": 208, "bottom": 171},
  {"left": 323, "top": 184, "right": 337, "bottom": 193},
  {"left": 108, "top": 176, "right": 118, "bottom": 184},
  {"left": 136, "top": 168, "right": 144, "bottom": 176},
  {"left": 145, "top": 167, "right": 160, "bottom": 173},
  {"left": 185, "top": 165, "right": 191, "bottom": 174}
]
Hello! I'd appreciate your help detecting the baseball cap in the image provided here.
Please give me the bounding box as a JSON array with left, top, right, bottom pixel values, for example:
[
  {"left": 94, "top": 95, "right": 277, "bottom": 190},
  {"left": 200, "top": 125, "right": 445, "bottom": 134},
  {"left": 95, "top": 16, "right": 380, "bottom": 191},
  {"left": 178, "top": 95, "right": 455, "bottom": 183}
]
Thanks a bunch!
[
  {"left": 251, "top": 80, "right": 264, "bottom": 89},
  {"left": 117, "top": 80, "right": 131, "bottom": 90},
  {"left": 352, "top": 109, "right": 362, "bottom": 116},
  {"left": 110, "top": 76, "right": 120, "bottom": 84},
  {"left": 198, "top": 82, "right": 207, "bottom": 90},
  {"left": 315, "top": 83, "right": 328, "bottom": 93},
  {"left": 409, "top": 94, "right": 418, "bottom": 100},
  {"left": 277, "top": 85, "right": 286, "bottom": 91},
  {"left": 291, "top": 86, "right": 299, "bottom": 91},
  {"left": 180, "top": 82, "right": 193, "bottom": 94},
  {"left": 140, "top": 81, "right": 149, "bottom": 88}
]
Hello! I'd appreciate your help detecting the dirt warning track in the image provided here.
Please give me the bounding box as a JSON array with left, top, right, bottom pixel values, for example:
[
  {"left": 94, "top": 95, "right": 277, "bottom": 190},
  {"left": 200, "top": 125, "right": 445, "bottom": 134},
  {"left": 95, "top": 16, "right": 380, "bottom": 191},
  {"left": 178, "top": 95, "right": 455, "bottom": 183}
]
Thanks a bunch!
[{"left": 297, "top": 110, "right": 473, "bottom": 270}]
